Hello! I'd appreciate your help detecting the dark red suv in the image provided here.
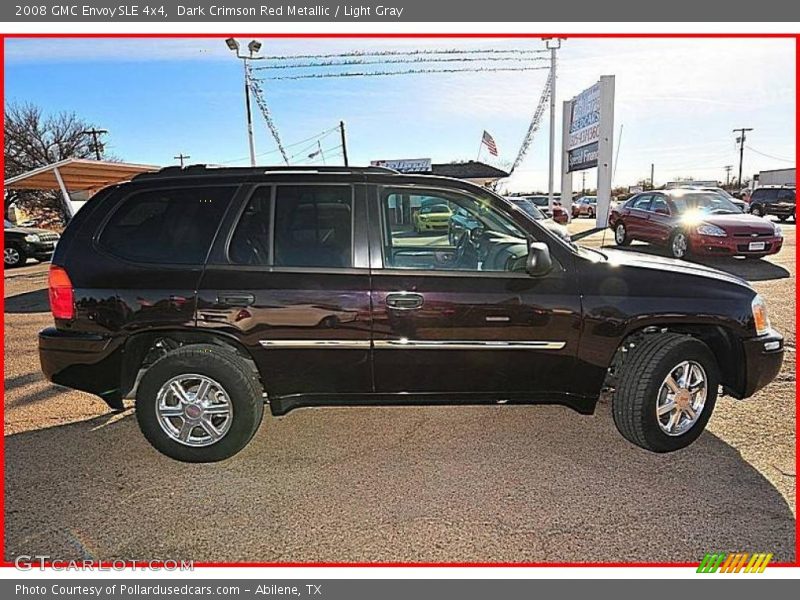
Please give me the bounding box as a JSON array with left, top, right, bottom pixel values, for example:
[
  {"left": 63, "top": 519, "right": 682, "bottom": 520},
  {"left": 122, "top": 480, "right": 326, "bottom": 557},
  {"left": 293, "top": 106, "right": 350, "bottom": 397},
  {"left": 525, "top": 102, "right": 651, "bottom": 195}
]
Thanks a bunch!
[
  {"left": 609, "top": 189, "right": 784, "bottom": 259},
  {"left": 39, "top": 167, "right": 783, "bottom": 461}
]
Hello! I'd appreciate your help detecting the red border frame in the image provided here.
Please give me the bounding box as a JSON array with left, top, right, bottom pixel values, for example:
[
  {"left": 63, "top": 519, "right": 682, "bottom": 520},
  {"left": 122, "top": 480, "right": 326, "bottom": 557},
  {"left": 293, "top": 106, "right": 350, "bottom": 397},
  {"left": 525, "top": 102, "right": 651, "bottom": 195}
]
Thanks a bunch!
[{"left": 0, "top": 30, "right": 797, "bottom": 570}]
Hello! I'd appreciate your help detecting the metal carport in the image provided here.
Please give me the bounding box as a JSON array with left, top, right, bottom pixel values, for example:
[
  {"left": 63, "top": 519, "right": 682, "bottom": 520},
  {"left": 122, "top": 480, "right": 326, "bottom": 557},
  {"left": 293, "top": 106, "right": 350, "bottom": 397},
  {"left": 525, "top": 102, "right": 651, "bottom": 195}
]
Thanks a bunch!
[{"left": 4, "top": 158, "right": 159, "bottom": 219}]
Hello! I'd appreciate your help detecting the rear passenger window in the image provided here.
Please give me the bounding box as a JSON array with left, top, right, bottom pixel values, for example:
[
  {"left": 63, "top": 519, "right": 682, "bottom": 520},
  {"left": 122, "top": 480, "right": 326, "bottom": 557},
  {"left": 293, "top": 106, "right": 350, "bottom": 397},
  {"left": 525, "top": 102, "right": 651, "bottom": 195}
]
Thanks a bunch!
[
  {"left": 273, "top": 185, "right": 353, "bottom": 268},
  {"left": 100, "top": 187, "right": 233, "bottom": 264}
]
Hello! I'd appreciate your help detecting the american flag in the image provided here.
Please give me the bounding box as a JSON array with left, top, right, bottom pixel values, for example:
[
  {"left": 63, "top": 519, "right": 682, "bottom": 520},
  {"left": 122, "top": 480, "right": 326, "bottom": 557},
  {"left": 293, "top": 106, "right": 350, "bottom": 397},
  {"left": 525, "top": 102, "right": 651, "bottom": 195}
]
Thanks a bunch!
[{"left": 481, "top": 130, "right": 498, "bottom": 156}]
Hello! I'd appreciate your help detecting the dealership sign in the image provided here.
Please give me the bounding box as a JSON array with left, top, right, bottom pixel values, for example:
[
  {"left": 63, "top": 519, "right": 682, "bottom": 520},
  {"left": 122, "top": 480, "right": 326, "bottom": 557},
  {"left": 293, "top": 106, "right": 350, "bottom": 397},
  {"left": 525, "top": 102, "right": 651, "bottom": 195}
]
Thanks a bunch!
[
  {"left": 561, "top": 75, "right": 615, "bottom": 227},
  {"left": 566, "top": 81, "right": 603, "bottom": 172},
  {"left": 568, "top": 142, "right": 599, "bottom": 172},
  {"left": 370, "top": 158, "right": 432, "bottom": 173}
]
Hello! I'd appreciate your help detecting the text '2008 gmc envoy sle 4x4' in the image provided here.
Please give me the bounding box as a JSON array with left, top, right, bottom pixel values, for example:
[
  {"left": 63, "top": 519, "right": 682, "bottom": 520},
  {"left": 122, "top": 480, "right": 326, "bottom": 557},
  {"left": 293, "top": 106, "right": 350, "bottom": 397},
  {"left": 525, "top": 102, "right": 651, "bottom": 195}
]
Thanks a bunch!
[{"left": 39, "top": 166, "right": 784, "bottom": 462}]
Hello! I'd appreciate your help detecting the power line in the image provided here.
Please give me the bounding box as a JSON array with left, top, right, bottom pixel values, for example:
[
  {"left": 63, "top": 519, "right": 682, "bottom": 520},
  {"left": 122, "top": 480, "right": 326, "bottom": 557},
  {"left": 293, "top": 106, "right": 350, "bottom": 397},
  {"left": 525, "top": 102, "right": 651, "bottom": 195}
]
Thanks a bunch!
[
  {"left": 745, "top": 146, "right": 795, "bottom": 163},
  {"left": 252, "top": 55, "right": 549, "bottom": 71},
  {"left": 215, "top": 126, "right": 340, "bottom": 165},
  {"left": 256, "top": 65, "right": 551, "bottom": 81}
]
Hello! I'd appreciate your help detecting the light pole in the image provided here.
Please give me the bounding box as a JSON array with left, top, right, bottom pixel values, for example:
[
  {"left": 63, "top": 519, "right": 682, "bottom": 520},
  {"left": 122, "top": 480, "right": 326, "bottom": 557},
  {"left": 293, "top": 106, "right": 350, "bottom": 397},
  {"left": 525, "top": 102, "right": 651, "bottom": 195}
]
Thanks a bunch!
[
  {"left": 544, "top": 38, "right": 563, "bottom": 211},
  {"left": 226, "top": 38, "right": 263, "bottom": 167}
]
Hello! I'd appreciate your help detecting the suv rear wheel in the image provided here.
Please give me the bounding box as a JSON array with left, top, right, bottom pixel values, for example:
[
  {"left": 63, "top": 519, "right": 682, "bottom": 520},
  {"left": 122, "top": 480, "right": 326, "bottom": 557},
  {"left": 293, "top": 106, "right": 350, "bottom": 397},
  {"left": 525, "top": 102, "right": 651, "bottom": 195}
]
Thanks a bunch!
[
  {"left": 612, "top": 332, "right": 719, "bottom": 453},
  {"left": 750, "top": 204, "right": 764, "bottom": 217},
  {"left": 136, "top": 344, "right": 264, "bottom": 462}
]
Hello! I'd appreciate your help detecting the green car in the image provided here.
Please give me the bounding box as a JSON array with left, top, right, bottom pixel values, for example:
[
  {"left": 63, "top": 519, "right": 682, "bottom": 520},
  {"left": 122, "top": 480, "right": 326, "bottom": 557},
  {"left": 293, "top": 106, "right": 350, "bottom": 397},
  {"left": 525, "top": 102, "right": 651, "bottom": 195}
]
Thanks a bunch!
[{"left": 413, "top": 203, "right": 453, "bottom": 232}]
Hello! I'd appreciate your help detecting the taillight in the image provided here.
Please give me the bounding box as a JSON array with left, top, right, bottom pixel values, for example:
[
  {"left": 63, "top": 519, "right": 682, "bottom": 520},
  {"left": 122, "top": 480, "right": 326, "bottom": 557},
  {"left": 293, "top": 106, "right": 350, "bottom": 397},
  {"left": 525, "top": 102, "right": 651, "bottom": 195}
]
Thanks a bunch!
[{"left": 48, "top": 265, "right": 74, "bottom": 320}]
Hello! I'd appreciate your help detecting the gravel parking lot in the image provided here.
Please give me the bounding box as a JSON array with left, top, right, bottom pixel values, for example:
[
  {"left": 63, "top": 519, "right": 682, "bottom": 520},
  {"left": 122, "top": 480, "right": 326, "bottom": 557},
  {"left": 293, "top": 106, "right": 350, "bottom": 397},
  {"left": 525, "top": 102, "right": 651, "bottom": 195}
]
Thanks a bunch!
[{"left": 4, "top": 220, "right": 795, "bottom": 564}]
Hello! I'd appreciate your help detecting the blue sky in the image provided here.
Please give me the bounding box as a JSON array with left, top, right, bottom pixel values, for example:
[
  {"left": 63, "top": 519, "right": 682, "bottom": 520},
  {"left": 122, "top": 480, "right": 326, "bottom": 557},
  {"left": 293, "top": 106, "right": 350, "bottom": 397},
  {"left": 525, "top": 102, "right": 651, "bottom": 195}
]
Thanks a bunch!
[{"left": 4, "top": 37, "right": 795, "bottom": 192}]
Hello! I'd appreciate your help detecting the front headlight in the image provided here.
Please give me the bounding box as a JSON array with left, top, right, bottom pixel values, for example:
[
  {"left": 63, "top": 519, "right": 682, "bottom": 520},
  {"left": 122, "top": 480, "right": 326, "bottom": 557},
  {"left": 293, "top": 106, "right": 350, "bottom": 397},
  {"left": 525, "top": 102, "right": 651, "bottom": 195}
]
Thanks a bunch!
[
  {"left": 774, "top": 224, "right": 783, "bottom": 237},
  {"left": 696, "top": 223, "right": 726, "bottom": 237},
  {"left": 752, "top": 294, "right": 771, "bottom": 336},
  {"left": 24, "top": 233, "right": 40, "bottom": 243}
]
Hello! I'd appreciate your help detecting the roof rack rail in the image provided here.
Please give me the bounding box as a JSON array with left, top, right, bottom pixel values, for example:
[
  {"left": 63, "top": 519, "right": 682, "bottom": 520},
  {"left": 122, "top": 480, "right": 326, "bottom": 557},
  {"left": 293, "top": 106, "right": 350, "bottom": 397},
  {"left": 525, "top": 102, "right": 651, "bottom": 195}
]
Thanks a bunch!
[{"left": 131, "top": 164, "right": 400, "bottom": 181}]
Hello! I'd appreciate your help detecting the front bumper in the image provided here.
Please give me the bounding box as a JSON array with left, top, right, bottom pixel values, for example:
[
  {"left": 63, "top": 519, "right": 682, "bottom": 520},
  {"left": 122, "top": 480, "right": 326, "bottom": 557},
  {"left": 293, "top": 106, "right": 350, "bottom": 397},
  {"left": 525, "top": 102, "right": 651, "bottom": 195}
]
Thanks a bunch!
[
  {"left": 691, "top": 234, "right": 783, "bottom": 257},
  {"left": 39, "top": 327, "right": 125, "bottom": 409},
  {"left": 737, "top": 328, "right": 784, "bottom": 398},
  {"left": 418, "top": 220, "right": 449, "bottom": 230},
  {"left": 23, "top": 239, "right": 58, "bottom": 258}
]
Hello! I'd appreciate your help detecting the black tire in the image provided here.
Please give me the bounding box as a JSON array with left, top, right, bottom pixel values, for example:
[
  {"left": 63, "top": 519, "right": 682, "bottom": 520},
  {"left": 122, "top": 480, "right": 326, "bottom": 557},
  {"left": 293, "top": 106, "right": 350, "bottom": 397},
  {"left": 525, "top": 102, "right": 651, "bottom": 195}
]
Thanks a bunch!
[
  {"left": 614, "top": 222, "right": 631, "bottom": 246},
  {"left": 612, "top": 333, "right": 719, "bottom": 453},
  {"left": 751, "top": 204, "right": 764, "bottom": 217},
  {"left": 668, "top": 230, "right": 690, "bottom": 259},
  {"left": 588, "top": 207, "right": 595, "bottom": 218},
  {"left": 4, "top": 243, "right": 26, "bottom": 268},
  {"left": 136, "top": 344, "right": 264, "bottom": 462},
  {"left": 778, "top": 215, "right": 788, "bottom": 222}
]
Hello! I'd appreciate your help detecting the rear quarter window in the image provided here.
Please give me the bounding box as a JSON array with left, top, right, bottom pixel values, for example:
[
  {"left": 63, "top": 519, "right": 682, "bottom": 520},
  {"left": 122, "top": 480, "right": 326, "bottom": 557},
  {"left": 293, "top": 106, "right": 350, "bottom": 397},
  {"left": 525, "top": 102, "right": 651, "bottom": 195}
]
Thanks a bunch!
[{"left": 98, "top": 186, "right": 234, "bottom": 264}]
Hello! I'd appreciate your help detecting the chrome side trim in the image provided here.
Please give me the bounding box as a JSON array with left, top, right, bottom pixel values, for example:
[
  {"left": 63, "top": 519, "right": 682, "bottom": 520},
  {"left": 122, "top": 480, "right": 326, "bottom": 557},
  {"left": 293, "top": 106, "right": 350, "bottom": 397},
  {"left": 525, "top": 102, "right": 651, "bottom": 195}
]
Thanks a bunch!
[
  {"left": 258, "top": 339, "right": 566, "bottom": 350},
  {"left": 259, "top": 340, "right": 370, "bottom": 349},
  {"left": 374, "top": 340, "right": 566, "bottom": 350}
]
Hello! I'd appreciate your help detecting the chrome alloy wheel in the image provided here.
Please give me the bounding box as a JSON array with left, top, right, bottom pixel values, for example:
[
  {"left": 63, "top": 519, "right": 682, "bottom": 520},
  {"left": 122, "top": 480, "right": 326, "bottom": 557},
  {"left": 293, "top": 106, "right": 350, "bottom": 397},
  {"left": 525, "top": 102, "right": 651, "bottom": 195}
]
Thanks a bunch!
[
  {"left": 615, "top": 223, "right": 626, "bottom": 244},
  {"left": 155, "top": 374, "right": 233, "bottom": 447},
  {"left": 671, "top": 232, "right": 688, "bottom": 258},
  {"left": 4, "top": 247, "right": 21, "bottom": 266},
  {"left": 656, "top": 361, "right": 707, "bottom": 436}
]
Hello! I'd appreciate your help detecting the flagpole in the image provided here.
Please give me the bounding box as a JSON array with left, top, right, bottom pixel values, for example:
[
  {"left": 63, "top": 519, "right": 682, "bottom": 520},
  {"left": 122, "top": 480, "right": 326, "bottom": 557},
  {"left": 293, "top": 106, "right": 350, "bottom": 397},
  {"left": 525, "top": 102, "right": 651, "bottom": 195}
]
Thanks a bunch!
[{"left": 477, "top": 133, "right": 483, "bottom": 162}]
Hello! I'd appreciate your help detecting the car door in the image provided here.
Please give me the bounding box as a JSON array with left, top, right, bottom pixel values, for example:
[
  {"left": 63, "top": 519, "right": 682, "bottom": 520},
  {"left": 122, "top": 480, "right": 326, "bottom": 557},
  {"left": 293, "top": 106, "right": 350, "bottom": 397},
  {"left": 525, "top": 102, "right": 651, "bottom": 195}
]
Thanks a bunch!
[
  {"left": 367, "top": 184, "right": 582, "bottom": 397},
  {"left": 196, "top": 181, "right": 373, "bottom": 397},
  {"left": 646, "top": 194, "right": 674, "bottom": 244},
  {"left": 624, "top": 194, "right": 652, "bottom": 240}
]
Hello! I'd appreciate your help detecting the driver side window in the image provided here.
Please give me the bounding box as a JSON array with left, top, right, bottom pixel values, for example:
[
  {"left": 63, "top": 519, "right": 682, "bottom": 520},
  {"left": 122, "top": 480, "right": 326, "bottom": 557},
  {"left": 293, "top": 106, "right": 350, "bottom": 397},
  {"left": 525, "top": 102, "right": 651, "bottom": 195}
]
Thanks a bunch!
[{"left": 380, "top": 188, "right": 529, "bottom": 273}]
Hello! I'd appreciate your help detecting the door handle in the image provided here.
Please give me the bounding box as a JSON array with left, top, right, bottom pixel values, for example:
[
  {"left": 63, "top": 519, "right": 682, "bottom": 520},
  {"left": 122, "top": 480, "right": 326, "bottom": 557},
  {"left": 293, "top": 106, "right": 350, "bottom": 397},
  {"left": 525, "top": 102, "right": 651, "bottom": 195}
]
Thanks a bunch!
[
  {"left": 218, "top": 293, "right": 255, "bottom": 306},
  {"left": 386, "top": 292, "right": 424, "bottom": 311}
]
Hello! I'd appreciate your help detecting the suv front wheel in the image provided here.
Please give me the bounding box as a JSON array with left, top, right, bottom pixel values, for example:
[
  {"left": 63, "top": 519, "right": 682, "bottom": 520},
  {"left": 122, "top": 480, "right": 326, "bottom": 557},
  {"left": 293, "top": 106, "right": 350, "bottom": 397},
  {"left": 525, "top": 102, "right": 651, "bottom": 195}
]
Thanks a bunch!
[
  {"left": 136, "top": 344, "right": 264, "bottom": 462},
  {"left": 612, "top": 333, "right": 719, "bottom": 453}
]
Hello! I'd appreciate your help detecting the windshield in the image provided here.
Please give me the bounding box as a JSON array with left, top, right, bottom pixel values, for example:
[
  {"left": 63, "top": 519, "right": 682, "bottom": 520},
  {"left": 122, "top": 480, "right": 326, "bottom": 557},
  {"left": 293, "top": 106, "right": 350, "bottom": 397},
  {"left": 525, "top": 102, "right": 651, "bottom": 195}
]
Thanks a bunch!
[
  {"left": 420, "top": 204, "right": 450, "bottom": 214},
  {"left": 510, "top": 199, "right": 545, "bottom": 220},
  {"left": 526, "top": 196, "right": 549, "bottom": 206},
  {"left": 670, "top": 191, "right": 741, "bottom": 215}
]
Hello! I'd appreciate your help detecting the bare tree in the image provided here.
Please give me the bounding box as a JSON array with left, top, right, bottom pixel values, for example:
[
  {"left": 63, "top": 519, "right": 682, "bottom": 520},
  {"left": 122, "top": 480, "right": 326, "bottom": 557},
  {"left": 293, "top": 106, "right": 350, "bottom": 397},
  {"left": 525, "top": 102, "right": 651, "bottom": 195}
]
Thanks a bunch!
[{"left": 4, "top": 102, "right": 100, "bottom": 226}]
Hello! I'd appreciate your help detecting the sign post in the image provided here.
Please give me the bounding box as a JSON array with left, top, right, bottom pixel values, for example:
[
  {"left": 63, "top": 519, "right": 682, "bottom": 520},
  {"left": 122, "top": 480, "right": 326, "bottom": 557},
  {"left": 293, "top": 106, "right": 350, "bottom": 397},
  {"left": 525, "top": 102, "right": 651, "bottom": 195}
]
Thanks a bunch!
[{"left": 561, "top": 75, "right": 615, "bottom": 227}]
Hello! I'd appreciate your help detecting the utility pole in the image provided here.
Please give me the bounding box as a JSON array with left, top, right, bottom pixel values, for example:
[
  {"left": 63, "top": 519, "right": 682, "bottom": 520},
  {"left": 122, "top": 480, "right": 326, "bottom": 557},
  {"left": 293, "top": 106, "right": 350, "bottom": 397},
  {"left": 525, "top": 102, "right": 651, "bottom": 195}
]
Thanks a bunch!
[
  {"left": 650, "top": 163, "right": 655, "bottom": 190},
  {"left": 723, "top": 164, "right": 733, "bottom": 187},
  {"left": 581, "top": 171, "right": 586, "bottom": 195},
  {"left": 82, "top": 128, "right": 108, "bottom": 160},
  {"left": 544, "top": 38, "right": 563, "bottom": 211},
  {"left": 340, "top": 120, "right": 349, "bottom": 167},
  {"left": 174, "top": 153, "right": 191, "bottom": 168},
  {"left": 733, "top": 127, "right": 753, "bottom": 188}
]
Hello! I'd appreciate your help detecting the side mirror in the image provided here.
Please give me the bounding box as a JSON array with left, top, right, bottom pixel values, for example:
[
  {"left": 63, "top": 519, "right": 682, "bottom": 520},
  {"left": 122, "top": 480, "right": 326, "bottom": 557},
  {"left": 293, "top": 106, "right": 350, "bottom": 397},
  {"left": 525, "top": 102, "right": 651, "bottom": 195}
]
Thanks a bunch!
[{"left": 526, "top": 241, "right": 553, "bottom": 277}]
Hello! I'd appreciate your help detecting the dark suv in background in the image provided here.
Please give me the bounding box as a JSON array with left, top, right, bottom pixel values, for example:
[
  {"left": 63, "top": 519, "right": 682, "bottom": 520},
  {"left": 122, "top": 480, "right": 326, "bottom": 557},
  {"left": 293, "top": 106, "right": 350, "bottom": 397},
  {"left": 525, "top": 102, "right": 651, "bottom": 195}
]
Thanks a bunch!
[
  {"left": 4, "top": 219, "right": 61, "bottom": 268},
  {"left": 748, "top": 186, "right": 796, "bottom": 221},
  {"left": 39, "top": 166, "right": 783, "bottom": 462}
]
